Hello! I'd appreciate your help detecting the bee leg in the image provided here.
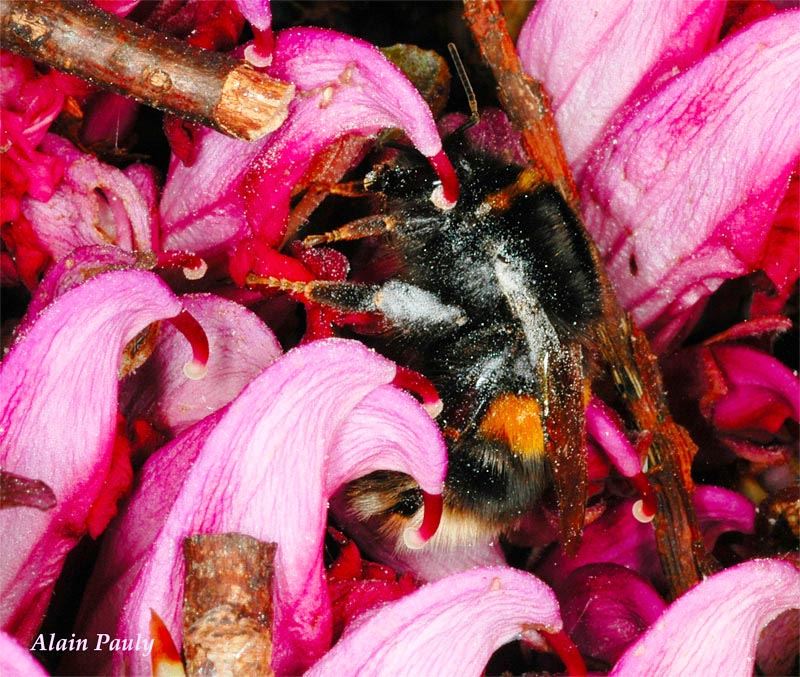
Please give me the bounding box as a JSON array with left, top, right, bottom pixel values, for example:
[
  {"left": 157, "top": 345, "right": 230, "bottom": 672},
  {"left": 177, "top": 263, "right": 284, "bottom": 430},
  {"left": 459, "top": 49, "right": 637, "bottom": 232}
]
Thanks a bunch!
[
  {"left": 302, "top": 179, "right": 370, "bottom": 199},
  {"left": 306, "top": 279, "right": 468, "bottom": 333},
  {"left": 245, "top": 275, "right": 451, "bottom": 414},
  {"left": 301, "top": 214, "right": 399, "bottom": 247}
]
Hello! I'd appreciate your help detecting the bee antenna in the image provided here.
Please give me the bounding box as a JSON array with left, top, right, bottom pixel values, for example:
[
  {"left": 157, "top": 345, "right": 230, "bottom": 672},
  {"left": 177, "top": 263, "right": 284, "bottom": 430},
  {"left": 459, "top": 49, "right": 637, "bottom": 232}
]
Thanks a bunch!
[{"left": 447, "top": 43, "right": 479, "bottom": 130}]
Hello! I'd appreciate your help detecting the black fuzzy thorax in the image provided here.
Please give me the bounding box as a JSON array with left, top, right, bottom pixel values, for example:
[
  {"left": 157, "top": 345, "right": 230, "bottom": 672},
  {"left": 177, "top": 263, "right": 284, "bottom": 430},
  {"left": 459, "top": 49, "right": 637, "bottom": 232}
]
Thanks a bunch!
[{"left": 359, "top": 136, "right": 602, "bottom": 526}]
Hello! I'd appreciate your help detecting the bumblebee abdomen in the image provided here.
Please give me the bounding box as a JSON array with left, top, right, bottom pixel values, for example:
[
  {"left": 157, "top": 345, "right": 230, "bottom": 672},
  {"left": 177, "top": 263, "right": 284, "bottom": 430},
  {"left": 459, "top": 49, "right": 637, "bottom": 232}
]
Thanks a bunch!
[{"left": 445, "top": 392, "right": 549, "bottom": 524}]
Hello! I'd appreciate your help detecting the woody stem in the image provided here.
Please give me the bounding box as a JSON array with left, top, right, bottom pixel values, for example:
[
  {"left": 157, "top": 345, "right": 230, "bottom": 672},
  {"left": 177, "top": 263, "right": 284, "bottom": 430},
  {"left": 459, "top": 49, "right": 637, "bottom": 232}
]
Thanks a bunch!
[{"left": 0, "top": 0, "right": 294, "bottom": 141}]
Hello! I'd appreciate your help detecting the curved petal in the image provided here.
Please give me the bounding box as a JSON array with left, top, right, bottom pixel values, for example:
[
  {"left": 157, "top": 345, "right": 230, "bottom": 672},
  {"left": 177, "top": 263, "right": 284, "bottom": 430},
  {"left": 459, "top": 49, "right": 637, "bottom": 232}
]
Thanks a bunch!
[
  {"left": 518, "top": 0, "right": 726, "bottom": 175},
  {"left": 20, "top": 244, "right": 141, "bottom": 335},
  {"left": 0, "top": 270, "right": 183, "bottom": 643},
  {"left": 0, "top": 631, "right": 48, "bottom": 677},
  {"left": 235, "top": 0, "right": 270, "bottom": 31},
  {"left": 695, "top": 483, "right": 757, "bottom": 552},
  {"left": 161, "top": 26, "right": 447, "bottom": 254},
  {"left": 73, "top": 339, "right": 446, "bottom": 675},
  {"left": 329, "top": 385, "right": 505, "bottom": 580},
  {"left": 243, "top": 26, "right": 447, "bottom": 245},
  {"left": 611, "top": 558, "right": 800, "bottom": 676},
  {"left": 581, "top": 11, "right": 800, "bottom": 351},
  {"left": 121, "top": 294, "right": 282, "bottom": 436},
  {"left": 585, "top": 398, "right": 641, "bottom": 477},
  {"left": 160, "top": 129, "right": 258, "bottom": 254},
  {"left": 307, "top": 567, "right": 563, "bottom": 677},
  {"left": 713, "top": 345, "right": 800, "bottom": 426},
  {"left": 325, "top": 384, "right": 445, "bottom": 493}
]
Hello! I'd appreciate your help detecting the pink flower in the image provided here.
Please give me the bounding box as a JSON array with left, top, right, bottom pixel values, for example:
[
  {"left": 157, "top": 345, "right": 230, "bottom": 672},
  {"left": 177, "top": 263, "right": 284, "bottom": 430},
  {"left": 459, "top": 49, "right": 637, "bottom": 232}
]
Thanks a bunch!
[
  {"left": 307, "top": 566, "right": 584, "bottom": 677},
  {"left": 21, "top": 136, "right": 158, "bottom": 261},
  {"left": 519, "top": 2, "right": 800, "bottom": 352},
  {"left": 557, "top": 563, "right": 667, "bottom": 667},
  {"left": 535, "top": 485, "right": 756, "bottom": 594},
  {"left": 2, "top": 3, "right": 797, "bottom": 674},
  {"left": 0, "top": 52, "right": 88, "bottom": 287},
  {"left": 611, "top": 558, "right": 800, "bottom": 676},
  {"left": 0, "top": 631, "right": 48, "bottom": 677},
  {"left": 663, "top": 317, "right": 799, "bottom": 466},
  {"left": 160, "top": 25, "right": 456, "bottom": 294},
  {"left": 120, "top": 293, "right": 282, "bottom": 438},
  {"left": 0, "top": 270, "right": 208, "bottom": 643},
  {"left": 71, "top": 340, "right": 446, "bottom": 675}
]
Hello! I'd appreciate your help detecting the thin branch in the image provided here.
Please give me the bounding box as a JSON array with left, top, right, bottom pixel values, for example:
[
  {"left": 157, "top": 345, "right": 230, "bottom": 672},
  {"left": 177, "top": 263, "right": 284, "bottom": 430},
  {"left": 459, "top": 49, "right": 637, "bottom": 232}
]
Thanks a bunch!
[
  {"left": 183, "top": 533, "right": 277, "bottom": 675},
  {"left": 462, "top": 0, "right": 578, "bottom": 208},
  {"left": 0, "top": 0, "right": 294, "bottom": 141},
  {"left": 463, "top": 0, "right": 713, "bottom": 598}
]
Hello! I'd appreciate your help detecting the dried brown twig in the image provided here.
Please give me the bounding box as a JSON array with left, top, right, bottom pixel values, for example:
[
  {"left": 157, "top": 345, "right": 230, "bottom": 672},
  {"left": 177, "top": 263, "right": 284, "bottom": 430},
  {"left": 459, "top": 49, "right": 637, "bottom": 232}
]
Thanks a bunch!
[
  {"left": 463, "top": 0, "right": 714, "bottom": 598},
  {"left": 0, "top": 0, "right": 294, "bottom": 141},
  {"left": 182, "top": 533, "right": 277, "bottom": 675}
]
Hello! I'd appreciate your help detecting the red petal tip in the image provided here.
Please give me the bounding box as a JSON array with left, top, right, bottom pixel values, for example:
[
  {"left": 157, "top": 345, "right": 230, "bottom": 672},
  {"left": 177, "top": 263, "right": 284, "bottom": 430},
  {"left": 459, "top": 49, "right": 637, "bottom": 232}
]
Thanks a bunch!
[
  {"left": 630, "top": 472, "right": 657, "bottom": 522},
  {"left": 157, "top": 251, "right": 207, "bottom": 280},
  {"left": 541, "top": 629, "right": 587, "bottom": 677},
  {"left": 403, "top": 491, "right": 443, "bottom": 549},
  {"left": 428, "top": 150, "right": 459, "bottom": 209},
  {"left": 168, "top": 310, "right": 210, "bottom": 379}
]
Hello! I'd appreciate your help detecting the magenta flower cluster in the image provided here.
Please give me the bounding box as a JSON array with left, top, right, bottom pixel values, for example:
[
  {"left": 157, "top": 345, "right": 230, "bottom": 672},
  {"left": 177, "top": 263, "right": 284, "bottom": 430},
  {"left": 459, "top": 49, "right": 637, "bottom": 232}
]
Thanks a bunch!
[{"left": 1, "top": 0, "right": 798, "bottom": 675}]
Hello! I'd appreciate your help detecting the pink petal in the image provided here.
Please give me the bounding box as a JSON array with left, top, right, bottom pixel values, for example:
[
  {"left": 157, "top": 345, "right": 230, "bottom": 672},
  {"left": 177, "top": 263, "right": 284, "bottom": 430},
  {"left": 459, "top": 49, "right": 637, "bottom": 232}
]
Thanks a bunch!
[
  {"left": 160, "top": 128, "right": 258, "bottom": 254},
  {"left": 694, "top": 484, "right": 757, "bottom": 556},
  {"left": 330, "top": 385, "right": 505, "bottom": 579},
  {"left": 19, "top": 245, "right": 141, "bottom": 335},
  {"left": 585, "top": 398, "right": 641, "bottom": 477},
  {"left": 307, "top": 567, "right": 563, "bottom": 676},
  {"left": 325, "top": 384, "right": 445, "bottom": 493},
  {"left": 518, "top": 0, "right": 726, "bottom": 176},
  {"left": 91, "top": 0, "right": 140, "bottom": 16},
  {"left": 713, "top": 345, "right": 800, "bottom": 423},
  {"left": 73, "top": 339, "right": 446, "bottom": 675},
  {"left": 0, "top": 631, "right": 48, "bottom": 677},
  {"left": 235, "top": 0, "right": 270, "bottom": 31},
  {"left": 244, "top": 26, "right": 446, "bottom": 245},
  {"left": 123, "top": 162, "right": 160, "bottom": 250},
  {"left": 22, "top": 145, "right": 155, "bottom": 261},
  {"left": 581, "top": 11, "right": 800, "bottom": 351},
  {"left": 161, "top": 26, "right": 446, "bottom": 253},
  {"left": 559, "top": 563, "right": 666, "bottom": 666},
  {"left": 0, "top": 270, "right": 183, "bottom": 643},
  {"left": 611, "top": 558, "right": 800, "bottom": 676},
  {"left": 120, "top": 294, "right": 281, "bottom": 436}
]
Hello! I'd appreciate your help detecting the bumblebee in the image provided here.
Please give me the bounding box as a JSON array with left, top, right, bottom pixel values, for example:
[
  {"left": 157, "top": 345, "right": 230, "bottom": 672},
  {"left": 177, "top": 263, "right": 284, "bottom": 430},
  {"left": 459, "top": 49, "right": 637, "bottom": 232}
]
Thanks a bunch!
[{"left": 275, "top": 129, "right": 604, "bottom": 552}]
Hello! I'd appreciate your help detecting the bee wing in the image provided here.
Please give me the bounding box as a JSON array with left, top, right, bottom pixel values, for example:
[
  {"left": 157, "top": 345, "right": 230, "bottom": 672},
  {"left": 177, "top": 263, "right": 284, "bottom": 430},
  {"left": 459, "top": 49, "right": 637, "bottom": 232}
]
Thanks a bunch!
[{"left": 543, "top": 342, "right": 588, "bottom": 554}]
